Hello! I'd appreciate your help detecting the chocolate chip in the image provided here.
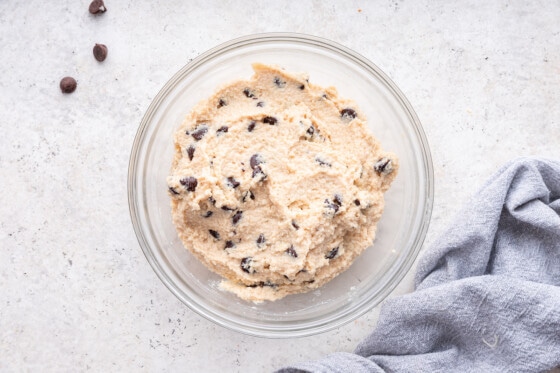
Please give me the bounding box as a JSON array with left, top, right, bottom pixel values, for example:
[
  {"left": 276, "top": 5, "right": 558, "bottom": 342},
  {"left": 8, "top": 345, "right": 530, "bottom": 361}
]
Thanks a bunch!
[
  {"left": 256, "top": 101, "right": 264, "bottom": 107},
  {"left": 217, "top": 98, "right": 227, "bottom": 108},
  {"left": 203, "top": 211, "right": 213, "bottom": 218},
  {"left": 333, "top": 194, "right": 343, "bottom": 206},
  {"left": 299, "top": 84, "right": 305, "bottom": 90},
  {"left": 262, "top": 116, "right": 277, "bottom": 125},
  {"left": 325, "top": 199, "right": 339, "bottom": 214},
  {"left": 168, "top": 186, "right": 180, "bottom": 196},
  {"left": 88, "top": 0, "right": 106, "bottom": 14},
  {"left": 286, "top": 245, "right": 298, "bottom": 258},
  {"left": 187, "top": 145, "right": 195, "bottom": 161},
  {"left": 325, "top": 247, "right": 339, "bottom": 259},
  {"left": 340, "top": 108, "right": 357, "bottom": 121},
  {"left": 191, "top": 126, "right": 208, "bottom": 141},
  {"left": 221, "top": 205, "right": 234, "bottom": 211},
  {"left": 226, "top": 177, "right": 240, "bottom": 189},
  {"left": 247, "top": 121, "right": 256, "bottom": 132},
  {"left": 247, "top": 281, "right": 276, "bottom": 288},
  {"left": 374, "top": 157, "right": 394, "bottom": 175},
  {"left": 216, "top": 126, "right": 229, "bottom": 135},
  {"left": 93, "top": 43, "right": 108, "bottom": 62},
  {"left": 209, "top": 230, "right": 220, "bottom": 240},
  {"left": 322, "top": 93, "right": 329, "bottom": 99},
  {"left": 243, "top": 88, "right": 256, "bottom": 98},
  {"left": 306, "top": 126, "right": 315, "bottom": 136},
  {"left": 179, "top": 177, "right": 197, "bottom": 192},
  {"left": 232, "top": 211, "right": 243, "bottom": 225},
  {"left": 256, "top": 234, "right": 266, "bottom": 248},
  {"left": 242, "top": 190, "right": 255, "bottom": 202},
  {"left": 241, "top": 257, "right": 255, "bottom": 273},
  {"left": 250, "top": 154, "right": 263, "bottom": 169},
  {"left": 354, "top": 199, "right": 361, "bottom": 206},
  {"left": 59, "top": 77, "right": 77, "bottom": 94},
  {"left": 315, "top": 157, "right": 331, "bottom": 167},
  {"left": 291, "top": 221, "right": 300, "bottom": 230},
  {"left": 208, "top": 196, "right": 216, "bottom": 205},
  {"left": 273, "top": 77, "right": 286, "bottom": 88},
  {"left": 225, "top": 240, "right": 235, "bottom": 249}
]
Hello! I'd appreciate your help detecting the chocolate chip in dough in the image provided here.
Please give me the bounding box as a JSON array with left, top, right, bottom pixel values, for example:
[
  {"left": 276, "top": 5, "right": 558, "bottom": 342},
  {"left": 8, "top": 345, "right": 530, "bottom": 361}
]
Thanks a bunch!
[
  {"left": 354, "top": 199, "right": 361, "bottom": 206},
  {"left": 59, "top": 77, "right": 77, "bottom": 94},
  {"left": 217, "top": 98, "right": 227, "bottom": 108},
  {"left": 226, "top": 176, "right": 240, "bottom": 189},
  {"left": 225, "top": 240, "right": 235, "bottom": 249},
  {"left": 209, "top": 229, "right": 220, "bottom": 240},
  {"left": 374, "top": 157, "right": 394, "bottom": 175},
  {"left": 191, "top": 126, "right": 208, "bottom": 141},
  {"left": 262, "top": 116, "right": 277, "bottom": 125},
  {"left": 242, "top": 190, "right": 255, "bottom": 202},
  {"left": 256, "top": 234, "right": 266, "bottom": 248},
  {"left": 179, "top": 176, "right": 197, "bottom": 192},
  {"left": 232, "top": 210, "right": 243, "bottom": 225},
  {"left": 325, "top": 247, "right": 339, "bottom": 259},
  {"left": 93, "top": 43, "right": 108, "bottom": 62},
  {"left": 315, "top": 157, "right": 331, "bottom": 167},
  {"left": 216, "top": 126, "right": 229, "bottom": 135},
  {"left": 256, "top": 101, "right": 265, "bottom": 107},
  {"left": 241, "top": 257, "right": 255, "bottom": 273},
  {"left": 168, "top": 186, "right": 180, "bottom": 196},
  {"left": 221, "top": 205, "right": 235, "bottom": 211},
  {"left": 88, "top": 0, "right": 106, "bottom": 14},
  {"left": 286, "top": 245, "right": 298, "bottom": 258},
  {"left": 299, "top": 84, "right": 305, "bottom": 90},
  {"left": 291, "top": 221, "right": 300, "bottom": 230},
  {"left": 340, "top": 108, "right": 357, "bottom": 121},
  {"left": 324, "top": 199, "right": 340, "bottom": 214},
  {"left": 273, "top": 77, "right": 286, "bottom": 88},
  {"left": 203, "top": 211, "right": 213, "bottom": 218},
  {"left": 333, "top": 194, "right": 343, "bottom": 206},
  {"left": 247, "top": 121, "right": 256, "bottom": 132},
  {"left": 186, "top": 145, "right": 195, "bottom": 161},
  {"left": 243, "top": 88, "right": 256, "bottom": 99}
]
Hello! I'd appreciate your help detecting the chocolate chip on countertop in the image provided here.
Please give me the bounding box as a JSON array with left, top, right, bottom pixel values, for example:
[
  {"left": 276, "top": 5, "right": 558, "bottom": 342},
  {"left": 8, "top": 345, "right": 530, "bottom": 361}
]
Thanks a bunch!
[
  {"left": 217, "top": 126, "right": 228, "bottom": 135},
  {"left": 374, "top": 157, "right": 394, "bottom": 175},
  {"left": 226, "top": 176, "right": 240, "bottom": 189},
  {"left": 256, "top": 234, "right": 266, "bottom": 248},
  {"left": 262, "top": 116, "right": 277, "bottom": 125},
  {"left": 241, "top": 257, "right": 255, "bottom": 273},
  {"left": 325, "top": 247, "right": 339, "bottom": 259},
  {"left": 191, "top": 126, "right": 208, "bottom": 141},
  {"left": 340, "top": 108, "right": 357, "bottom": 121},
  {"left": 247, "top": 121, "right": 256, "bottom": 132},
  {"left": 225, "top": 240, "right": 235, "bottom": 249},
  {"left": 286, "top": 245, "right": 298, "bottom": 258},
  {"left": 88, "top": 0, "right": 106, "bottom": 14},
  {"left": 187, "top": 145, "right": 195, "bottom": 161},
  {"left": 209, "top": 229, "right": 220, "bottom": 240},
  {"left": 59, "top": 77, "right": 77, "bottom": 94},
  {"left": 232, "top": 210, "right": 243, "bottom": 225},
  {"left": 273, "top": 77, "right": 286, "bottom": 88},
  {"left": 179, "top": 176, "right": 197, "bottom": 192},
  {"left": 93, "top": 43, "right": 108, "bottom": 62}
]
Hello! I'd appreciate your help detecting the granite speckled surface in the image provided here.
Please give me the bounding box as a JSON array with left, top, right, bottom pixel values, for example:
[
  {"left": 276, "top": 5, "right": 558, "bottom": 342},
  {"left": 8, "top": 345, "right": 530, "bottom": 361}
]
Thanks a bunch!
[{"left": 1, "top": 1, "right": 559, "bottom": 371}]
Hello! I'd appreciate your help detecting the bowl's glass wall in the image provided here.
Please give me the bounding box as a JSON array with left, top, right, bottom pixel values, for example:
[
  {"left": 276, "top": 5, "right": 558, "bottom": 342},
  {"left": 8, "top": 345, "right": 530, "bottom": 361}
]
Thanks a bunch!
[{"left": 129, "top": 34, "right": 433, "bottom": 337}]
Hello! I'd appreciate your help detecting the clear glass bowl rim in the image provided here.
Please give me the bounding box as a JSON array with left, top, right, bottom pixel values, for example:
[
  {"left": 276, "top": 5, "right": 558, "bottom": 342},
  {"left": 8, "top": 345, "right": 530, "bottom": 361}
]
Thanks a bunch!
[{"left": 128, "top": 32, "right": 434, "bottom": 338}]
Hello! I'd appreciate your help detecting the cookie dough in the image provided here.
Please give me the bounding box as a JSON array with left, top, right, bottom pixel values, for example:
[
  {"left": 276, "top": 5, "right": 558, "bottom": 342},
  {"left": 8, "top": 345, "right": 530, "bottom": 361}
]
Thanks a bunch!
[{"left": 167, "top": 63, "right": 398, "bottom": 302}]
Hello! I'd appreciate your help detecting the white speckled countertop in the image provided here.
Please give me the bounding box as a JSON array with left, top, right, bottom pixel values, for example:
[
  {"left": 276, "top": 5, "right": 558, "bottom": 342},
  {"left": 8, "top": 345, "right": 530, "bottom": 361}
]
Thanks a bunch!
[{"left": 1, "top": 1, "right": 559, "bottom": 371}]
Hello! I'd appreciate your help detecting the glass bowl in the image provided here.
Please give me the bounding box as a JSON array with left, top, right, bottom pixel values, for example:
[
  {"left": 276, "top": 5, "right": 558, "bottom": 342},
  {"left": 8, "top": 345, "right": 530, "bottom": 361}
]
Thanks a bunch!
[{"left": 128, "top": 33, "right": 433, "bottom": 338}]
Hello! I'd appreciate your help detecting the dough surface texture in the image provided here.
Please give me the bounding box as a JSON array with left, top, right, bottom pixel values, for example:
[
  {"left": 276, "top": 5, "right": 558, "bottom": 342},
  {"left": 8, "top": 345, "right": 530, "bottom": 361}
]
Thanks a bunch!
[{"left": 168, "top": 63, "right": 398, "bottom": 302}]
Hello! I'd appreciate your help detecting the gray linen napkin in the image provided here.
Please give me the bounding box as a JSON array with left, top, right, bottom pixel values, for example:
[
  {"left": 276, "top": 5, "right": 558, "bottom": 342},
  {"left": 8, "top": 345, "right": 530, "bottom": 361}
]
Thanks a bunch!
[{"left": 278, "top": 157, "right": 560, "bottom": 373}]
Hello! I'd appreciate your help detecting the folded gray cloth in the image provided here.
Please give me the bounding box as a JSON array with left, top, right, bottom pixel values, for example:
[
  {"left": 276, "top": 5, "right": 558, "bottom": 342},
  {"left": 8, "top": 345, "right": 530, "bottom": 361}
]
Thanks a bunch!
[{"left": 279, "top": 157, "right": 560, "bottom": 373}]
